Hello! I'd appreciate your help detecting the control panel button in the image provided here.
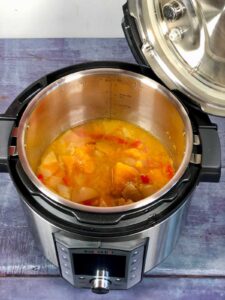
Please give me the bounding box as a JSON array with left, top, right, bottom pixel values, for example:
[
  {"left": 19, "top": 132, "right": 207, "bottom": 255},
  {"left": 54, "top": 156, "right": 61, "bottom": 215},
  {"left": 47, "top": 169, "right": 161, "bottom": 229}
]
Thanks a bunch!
[
  {"left": 79, "top": 276, "right": 85, "bottom": 280},
  {"left": 56, "top": 242, "right": 69, "bottom": 254},
  {"left": 127, "top": 245, "right": 145, "bottom": 289}
]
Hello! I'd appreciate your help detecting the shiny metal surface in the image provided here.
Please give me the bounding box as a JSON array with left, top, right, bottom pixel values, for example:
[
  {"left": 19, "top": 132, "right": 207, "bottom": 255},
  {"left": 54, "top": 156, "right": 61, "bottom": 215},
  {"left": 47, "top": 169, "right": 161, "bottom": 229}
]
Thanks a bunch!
[
  {"left": 17, "top": 68, "right": 193, "bottom": 213},
  {"left": 143, "top": 196, "right": 188, "bottom": 272},
  {"left": 20, "top": 192, "right": 190, "bottom": 274},
  {"left": 21, "top": 199, "right": 60, "bottom": 266},
  {"left": 163, "top": 1, "right": 186, "bottom": 22},
  {"left": 128, "top": 0, "right": 225, "bottom": 116},
  {"left": 91, "top": 270, "right": 110, "bottom": 294}
]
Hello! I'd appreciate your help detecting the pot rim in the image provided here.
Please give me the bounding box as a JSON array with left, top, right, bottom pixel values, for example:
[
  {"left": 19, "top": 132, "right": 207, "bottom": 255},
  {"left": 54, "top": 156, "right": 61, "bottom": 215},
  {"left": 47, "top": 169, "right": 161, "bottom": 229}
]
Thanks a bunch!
[{"left": 17, "top": 67, "right": 193, "bottom": 214}]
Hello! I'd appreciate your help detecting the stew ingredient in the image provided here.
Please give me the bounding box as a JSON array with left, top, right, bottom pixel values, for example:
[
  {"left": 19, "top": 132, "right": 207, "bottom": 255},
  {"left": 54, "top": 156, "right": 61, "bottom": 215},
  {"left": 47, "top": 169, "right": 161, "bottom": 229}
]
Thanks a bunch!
[{"left": 36, "top": 119, "right": 175, "bottom": 207}]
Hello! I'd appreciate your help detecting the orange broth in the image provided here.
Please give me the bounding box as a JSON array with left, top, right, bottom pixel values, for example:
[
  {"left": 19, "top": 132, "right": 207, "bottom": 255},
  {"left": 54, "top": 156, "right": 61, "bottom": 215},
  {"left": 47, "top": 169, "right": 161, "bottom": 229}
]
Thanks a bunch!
[{"left": 36, "top": 119, "right": 175, "bottom": 207}]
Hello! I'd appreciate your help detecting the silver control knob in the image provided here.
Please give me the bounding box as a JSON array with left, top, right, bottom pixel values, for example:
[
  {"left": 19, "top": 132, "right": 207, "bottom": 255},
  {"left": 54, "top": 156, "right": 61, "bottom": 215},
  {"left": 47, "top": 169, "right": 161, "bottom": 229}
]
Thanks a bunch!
[
  {"left": 91, "top": 270, "right": 110, "bottom": 294},
  {"left": 163, "top": 1, "right": 186, "bottom": 22}
]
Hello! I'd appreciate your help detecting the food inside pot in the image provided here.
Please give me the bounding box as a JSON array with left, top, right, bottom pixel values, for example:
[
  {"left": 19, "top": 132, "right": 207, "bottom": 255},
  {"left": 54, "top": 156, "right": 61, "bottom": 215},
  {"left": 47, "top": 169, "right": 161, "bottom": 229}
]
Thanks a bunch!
[{"left": 36, "top": 119, "right": 175, "bottom": 207}]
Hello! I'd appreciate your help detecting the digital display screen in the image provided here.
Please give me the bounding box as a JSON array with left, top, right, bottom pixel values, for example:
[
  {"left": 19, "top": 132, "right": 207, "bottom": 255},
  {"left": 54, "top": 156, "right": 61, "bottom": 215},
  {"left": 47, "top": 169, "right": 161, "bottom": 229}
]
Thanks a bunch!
[{"left": 73, "top": 253, "right": 126, "bottom": 277}]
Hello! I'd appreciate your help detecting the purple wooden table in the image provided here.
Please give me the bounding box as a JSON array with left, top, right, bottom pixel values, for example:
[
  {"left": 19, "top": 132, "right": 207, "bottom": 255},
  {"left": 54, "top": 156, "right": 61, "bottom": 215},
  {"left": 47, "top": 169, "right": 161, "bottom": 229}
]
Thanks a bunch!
[{"left": 0, "top": 39, "right": 225, "bottom": 300}]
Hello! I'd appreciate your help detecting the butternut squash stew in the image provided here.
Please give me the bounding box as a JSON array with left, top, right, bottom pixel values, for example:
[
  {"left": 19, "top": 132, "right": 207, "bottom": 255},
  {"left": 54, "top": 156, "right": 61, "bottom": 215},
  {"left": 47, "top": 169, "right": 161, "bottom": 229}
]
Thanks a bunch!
[{"left": 36, "top": 119, "right": 175, "bottom": 207}]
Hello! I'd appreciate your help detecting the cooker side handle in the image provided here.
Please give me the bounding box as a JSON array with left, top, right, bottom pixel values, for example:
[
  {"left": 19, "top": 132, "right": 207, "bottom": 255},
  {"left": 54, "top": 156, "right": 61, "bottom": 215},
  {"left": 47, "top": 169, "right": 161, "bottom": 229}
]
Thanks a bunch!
[
  {"left": 0, "top": 115, "right": 16, "bottom": 172},
  {"left": 198, "top": 125, "right": 221, "bottom": 182}
]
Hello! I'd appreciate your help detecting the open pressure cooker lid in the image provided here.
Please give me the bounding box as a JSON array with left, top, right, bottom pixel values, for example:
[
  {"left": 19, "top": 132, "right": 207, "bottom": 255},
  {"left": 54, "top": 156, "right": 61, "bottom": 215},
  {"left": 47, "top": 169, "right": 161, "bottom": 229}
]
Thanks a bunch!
[{"left": 124, "top": 0, "right": 225, "bottom": 116}]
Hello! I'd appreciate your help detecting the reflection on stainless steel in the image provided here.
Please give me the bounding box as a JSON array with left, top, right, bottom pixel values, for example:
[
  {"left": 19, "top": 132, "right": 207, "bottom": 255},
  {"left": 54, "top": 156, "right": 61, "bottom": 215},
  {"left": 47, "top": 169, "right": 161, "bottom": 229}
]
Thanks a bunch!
[
  {"left": 91, "top": 270, "right": 110, "bottom": 294},
  {"left": 198, "top": 0, "right": 225, "bottom": 93},
  {"left": 17, "top": 68, "right": 192, "bottom": 213},
  {"left": 199, "top": 0, "right": 225, "bottom": 57},
  {"left": 21, "top": 199, "right": 59, "bottom": 265},
  {"left": 20, "top": 190, "right": 190, "bottom": 273},
  {"left": 128, "top": 0, "right": 225, "bottom": 115}
]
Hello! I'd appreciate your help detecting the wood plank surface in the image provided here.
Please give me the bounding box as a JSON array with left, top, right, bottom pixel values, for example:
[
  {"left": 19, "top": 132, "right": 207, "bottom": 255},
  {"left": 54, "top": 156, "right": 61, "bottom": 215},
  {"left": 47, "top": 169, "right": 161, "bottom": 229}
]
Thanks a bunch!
[{"left": 0, "top": 39, "right": 225, "bottom": 281}]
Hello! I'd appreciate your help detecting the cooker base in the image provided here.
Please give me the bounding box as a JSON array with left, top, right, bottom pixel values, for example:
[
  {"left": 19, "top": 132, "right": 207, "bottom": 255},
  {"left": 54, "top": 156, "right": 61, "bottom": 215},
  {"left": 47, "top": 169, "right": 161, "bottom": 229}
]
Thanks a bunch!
[{"left": 20, "top": 193, "right": 190, "bottom": 290}]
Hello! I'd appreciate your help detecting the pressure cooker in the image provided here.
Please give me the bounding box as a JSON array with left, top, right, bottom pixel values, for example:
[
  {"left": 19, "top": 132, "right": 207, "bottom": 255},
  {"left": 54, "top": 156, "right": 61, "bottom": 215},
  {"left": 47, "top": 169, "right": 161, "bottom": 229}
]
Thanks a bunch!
[{"left": 0, "top": 0, "right": 224, "bottom": 294}]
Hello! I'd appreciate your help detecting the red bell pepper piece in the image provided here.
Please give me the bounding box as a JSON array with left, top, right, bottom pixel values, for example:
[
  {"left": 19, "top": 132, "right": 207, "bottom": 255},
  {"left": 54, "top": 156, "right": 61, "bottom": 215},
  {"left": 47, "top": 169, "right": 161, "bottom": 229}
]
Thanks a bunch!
[
  {"left": 37, "top": 174, "right": 44, "bottom": 182},
  {"left": 130, "top": 140, "right": 142, "bottom": 148},
  {"left": 83, "top": 199, "right": 95, "bottom": 206},
  {"left": 140, "top": 174, "right": 150, "bottom": 184},
  {"left": 166, "top": 164, "right": 175, "bottom": 179}
]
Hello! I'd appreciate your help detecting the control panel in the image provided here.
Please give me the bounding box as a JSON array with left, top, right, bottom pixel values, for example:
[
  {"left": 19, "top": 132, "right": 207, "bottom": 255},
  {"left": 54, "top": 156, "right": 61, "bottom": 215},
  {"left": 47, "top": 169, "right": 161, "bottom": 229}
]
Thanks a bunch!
[{"left": 54, "top": 233, "right": 146, "bottom": 292}]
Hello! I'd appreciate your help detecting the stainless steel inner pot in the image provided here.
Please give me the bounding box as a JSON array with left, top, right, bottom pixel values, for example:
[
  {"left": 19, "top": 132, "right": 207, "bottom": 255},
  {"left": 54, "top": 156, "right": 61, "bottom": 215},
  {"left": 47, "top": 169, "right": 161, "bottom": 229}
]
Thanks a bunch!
[{"left": 17, "top": 68, "right": 193, "bottom": 213}]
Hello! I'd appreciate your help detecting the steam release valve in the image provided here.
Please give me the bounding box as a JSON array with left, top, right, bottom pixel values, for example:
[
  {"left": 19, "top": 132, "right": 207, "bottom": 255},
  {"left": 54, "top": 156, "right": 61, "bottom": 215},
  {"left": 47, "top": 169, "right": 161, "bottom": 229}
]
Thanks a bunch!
[{"left": 163, "top": 1, "right": 186, "bottom": 22}]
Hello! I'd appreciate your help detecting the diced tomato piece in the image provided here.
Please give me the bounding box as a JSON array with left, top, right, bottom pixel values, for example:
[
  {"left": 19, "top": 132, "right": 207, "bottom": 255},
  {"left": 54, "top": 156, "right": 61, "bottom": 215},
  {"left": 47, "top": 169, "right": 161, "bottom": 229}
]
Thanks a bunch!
[
  {"left": 130, "top": 140, "right": 142, "bottom": 148},
  {"left": 166, "top": 164, "right": 175, "bottom": 179},
  {"left": 63, "top": 176, "right": 70, "bottom": 186},
  {"left": 140, "top": 174, "right": 151, "bottom": 184},
  {"left": 104, "top": 135, "right": 128, "bottom": 145},
  {"left": 88, "top": 133, "right": 103, "bottom": 140},
  {"left": 114, "top": 137, "right": 127, "bottom": 145},
  {"left": 37, "top": 174, "right": 44, "bottom": 182},
  {"left": 95, "top": 133, "right": 104, "bottom": 140},
  {"left": 83, "top": 199, "right": 95, "bottom": 206}
]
